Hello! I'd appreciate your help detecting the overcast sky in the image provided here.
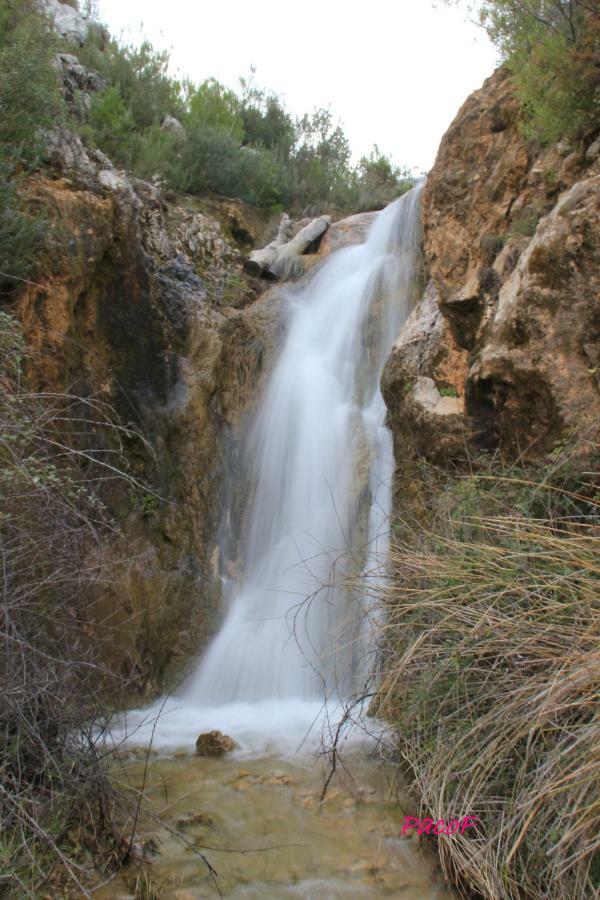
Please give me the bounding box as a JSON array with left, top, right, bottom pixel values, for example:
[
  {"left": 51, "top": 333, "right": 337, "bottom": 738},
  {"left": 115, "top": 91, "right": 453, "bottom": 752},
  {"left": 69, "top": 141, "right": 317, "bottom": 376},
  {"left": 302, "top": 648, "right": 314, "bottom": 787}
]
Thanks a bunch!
[{"left": 95, "top": 0, "right": 498, "bottom": 172}]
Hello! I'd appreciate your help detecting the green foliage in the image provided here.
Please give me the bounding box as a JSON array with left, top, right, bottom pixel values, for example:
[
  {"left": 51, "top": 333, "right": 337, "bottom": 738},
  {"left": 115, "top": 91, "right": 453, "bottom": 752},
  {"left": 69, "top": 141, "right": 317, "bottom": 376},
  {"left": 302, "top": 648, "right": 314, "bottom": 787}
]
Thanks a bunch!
[
  {"left": 355, "top": 146, "right": 415, "bottom": 211},
  {"left": 187, "top": 77, "right": 244, "bottom": 140},
  {"left": 0, "top": 159, "right": 47, "bottom": 290},
  {"left": 293, "top": 108, "right": 354, "bottom": 211},
  {"left": 449, "top": 1, "right": 600, "bottom": 143},
  {"left": 0, "top": 0, "right": 63, "bottom": 166},
  {"left": 0, "top": 0, "right": 413, "bottom": 220},
  {"left": 80, "top": 36, "right": 184, "bottom": 171},
  {"left": 80, "top": 26, "right": 414, "bottom": 212},
  {"left": 0, "top": 0, "right": 61, "bottom": 287},
  {"left": 86, "top": 85, "right": 135, "bottom": 162},
  {"left": 240, "top": 73, "right": 296, "bottom": 156}
]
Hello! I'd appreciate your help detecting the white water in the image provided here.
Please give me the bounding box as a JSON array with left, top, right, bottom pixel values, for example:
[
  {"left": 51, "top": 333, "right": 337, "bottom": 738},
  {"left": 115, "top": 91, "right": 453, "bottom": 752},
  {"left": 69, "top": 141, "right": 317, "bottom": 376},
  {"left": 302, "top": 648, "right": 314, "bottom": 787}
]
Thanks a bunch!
[{"left": 120, "top": 187, "right": 422, "bottom": 755}]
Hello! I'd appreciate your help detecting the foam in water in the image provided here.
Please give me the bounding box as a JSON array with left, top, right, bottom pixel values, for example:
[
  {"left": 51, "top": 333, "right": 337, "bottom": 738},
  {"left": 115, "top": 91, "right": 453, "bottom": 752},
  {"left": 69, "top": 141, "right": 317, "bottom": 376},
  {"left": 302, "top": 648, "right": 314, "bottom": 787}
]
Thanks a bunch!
[{"left": 117, "top": 188, "right": 422, "bottom": 754}]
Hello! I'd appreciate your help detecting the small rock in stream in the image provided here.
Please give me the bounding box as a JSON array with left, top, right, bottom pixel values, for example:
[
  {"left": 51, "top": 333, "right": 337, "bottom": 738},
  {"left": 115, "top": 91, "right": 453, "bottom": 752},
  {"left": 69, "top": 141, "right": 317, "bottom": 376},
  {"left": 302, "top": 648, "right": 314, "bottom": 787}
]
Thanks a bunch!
[
  {"left": 175, "top": 811, "right": 215, "bottom": 829},
  {"left": 195, "top": 730, "right": 237, "bottom": 756}
]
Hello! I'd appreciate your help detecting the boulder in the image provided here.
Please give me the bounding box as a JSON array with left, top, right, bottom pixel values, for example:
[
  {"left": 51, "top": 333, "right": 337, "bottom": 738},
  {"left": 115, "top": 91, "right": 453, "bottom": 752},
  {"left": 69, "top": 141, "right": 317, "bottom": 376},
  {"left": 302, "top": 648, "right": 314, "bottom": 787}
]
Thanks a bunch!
[
  {"left": 38, "top": 0, "right": 92, "bottom": 44},
  {"left": 161, "top": 115, "right": 186, "bottom": 139},
  {"left": 318, "top": 211, "right": 378, "bottom": 257},
  {"left": 195, "top": 730, "right": 237, "bottom": 757}
]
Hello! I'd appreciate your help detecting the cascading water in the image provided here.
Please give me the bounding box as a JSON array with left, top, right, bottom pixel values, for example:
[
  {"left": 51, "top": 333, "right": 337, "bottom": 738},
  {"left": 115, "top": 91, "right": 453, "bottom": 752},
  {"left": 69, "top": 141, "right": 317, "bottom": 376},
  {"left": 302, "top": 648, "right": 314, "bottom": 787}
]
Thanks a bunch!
[{"left": 123, "top": 186, "right": 422, "bottom": 753}]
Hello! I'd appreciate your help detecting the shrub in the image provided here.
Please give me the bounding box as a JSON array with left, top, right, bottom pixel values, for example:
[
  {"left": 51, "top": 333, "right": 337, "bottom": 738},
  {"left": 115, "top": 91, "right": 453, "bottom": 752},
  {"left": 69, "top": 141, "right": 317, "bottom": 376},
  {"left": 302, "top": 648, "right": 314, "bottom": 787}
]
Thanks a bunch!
[
  {"left": 374, "top": 449, "right": 600, "bottom": 899},
  {"left": 0, "top": 0, "right": 63, "bottom": 166},
  {"left": 78, "top": 15, "right": 414, "bottom": 212},
  {"left": 448, "top": 1, "right": 600, "bottom": 143},
  {"left": 187, "top": 77, "right": 244, "bottom": 141},
  {"left": 355, "top": 146, "right": 415, "bottom": 211},
  {"left": 86, "top": 84, "right": 136, "bottom": 165},
  {"left": 80, "top": 37, "right": 183, "bottom": 170},
  {"left": 0, "top": 312, "right": 145, "bottom": 894},
  {"left": 0, "top": 159, "right": 47, "bottom": 291}
]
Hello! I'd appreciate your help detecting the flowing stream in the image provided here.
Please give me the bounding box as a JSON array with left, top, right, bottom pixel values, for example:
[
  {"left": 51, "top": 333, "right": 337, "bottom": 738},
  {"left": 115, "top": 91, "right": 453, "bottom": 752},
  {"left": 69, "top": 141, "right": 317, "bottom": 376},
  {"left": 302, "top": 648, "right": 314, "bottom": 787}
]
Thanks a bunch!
[{"left": 109, "top": 188, "right": 456, "bottom": 899}]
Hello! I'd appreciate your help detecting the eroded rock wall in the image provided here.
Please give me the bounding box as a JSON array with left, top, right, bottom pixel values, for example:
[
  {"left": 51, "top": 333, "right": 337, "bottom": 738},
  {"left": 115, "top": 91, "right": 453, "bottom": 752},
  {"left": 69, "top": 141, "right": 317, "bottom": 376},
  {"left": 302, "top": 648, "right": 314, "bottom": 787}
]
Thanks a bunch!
[
  {"left": 383, "top": 67, "right": 600, "bottom": 465},
  {"left": 13, "top": 136, "right": 278, "bottom": 692}
]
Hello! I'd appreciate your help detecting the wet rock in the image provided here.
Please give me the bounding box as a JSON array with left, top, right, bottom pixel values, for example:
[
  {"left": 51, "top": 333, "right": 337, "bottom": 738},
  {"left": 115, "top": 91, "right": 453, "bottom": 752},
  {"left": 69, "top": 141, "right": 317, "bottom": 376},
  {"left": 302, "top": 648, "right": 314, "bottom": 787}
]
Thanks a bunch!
[
  {"left": 175, "top": 812, "right": 215, "bottom": 829},
  {"left": 195, "top": 730, "right": 237, "bottom": 756},
  {"left": 318, "top": 210, "right": 378, "bottom": 256}
]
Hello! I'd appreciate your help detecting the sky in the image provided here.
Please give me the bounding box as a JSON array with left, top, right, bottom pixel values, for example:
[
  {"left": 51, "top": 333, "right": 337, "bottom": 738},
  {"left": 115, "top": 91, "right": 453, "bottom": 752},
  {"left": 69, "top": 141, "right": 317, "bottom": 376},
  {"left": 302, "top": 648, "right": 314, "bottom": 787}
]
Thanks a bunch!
[{"left": 94, "top": 0, "right": 499, "bottom": 172}]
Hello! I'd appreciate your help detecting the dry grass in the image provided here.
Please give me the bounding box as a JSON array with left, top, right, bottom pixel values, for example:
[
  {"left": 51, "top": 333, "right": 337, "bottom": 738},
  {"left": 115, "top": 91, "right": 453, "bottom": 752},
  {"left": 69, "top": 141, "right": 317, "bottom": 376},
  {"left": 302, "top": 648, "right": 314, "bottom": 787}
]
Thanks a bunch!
[{"left": 373, "top": 460, "right": 600, "bottom": 899}]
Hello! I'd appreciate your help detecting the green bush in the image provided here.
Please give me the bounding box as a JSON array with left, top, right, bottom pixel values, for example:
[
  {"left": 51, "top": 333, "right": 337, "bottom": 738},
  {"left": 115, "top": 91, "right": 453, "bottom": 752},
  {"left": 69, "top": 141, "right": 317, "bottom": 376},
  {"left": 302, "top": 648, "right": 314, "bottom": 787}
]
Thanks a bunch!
[
  {"left": 0, "top": 162, "right": 47, "bottom": 290},
  {"left": 80, "top": 36, "right": 184, "bottom": 170},
  {"left": 355, "top": 146, "right": 415, "bottom": 211},
  {"left": 79, "top": 26, "right": 414, "bottom": 213},
  {"left": 187, "top": 77, "right": 244, "bottom": 140},
  {"left": 0, "top": 0, "right": 63, "bottom": 166},
  {"left": 449, "top": 1, "right": 600, "bottom": 143},
  {"left": 0, "top": 0, "right": 64, "bottom": 287}
]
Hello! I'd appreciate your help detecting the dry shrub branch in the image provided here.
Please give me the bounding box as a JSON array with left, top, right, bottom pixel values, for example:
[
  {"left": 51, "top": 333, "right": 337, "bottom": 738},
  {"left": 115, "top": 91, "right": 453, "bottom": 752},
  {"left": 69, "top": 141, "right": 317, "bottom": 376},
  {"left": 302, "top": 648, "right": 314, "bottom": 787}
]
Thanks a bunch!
[{"left": 0, "top": 310, "right": 153, "bottom": 896}]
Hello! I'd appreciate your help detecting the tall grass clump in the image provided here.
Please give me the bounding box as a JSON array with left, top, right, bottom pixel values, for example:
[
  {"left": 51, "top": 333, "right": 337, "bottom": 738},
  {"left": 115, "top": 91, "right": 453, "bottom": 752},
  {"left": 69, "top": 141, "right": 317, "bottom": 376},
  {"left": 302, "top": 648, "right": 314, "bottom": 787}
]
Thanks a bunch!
[
  {"left": 375, "top": 449, "right": 600, "bottom": 899},
  {"left": 0, "top": 311, "right": 149, "bottom": 895}
]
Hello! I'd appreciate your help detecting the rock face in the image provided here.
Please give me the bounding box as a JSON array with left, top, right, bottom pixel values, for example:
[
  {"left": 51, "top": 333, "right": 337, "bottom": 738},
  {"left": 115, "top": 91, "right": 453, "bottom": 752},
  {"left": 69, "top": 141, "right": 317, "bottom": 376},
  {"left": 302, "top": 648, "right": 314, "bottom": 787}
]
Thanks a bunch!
[
  {"left": 13, "top": 48, "right": 378, "bottom": 691},
  {"left": 15, "top": 123, "right": 276, "bottom": 692},
  {"left": 384, "top": 67, "right": 600, "bottom": 463},
  {"left": 39, "top": 0, "right": 95, "bottom": 45}
]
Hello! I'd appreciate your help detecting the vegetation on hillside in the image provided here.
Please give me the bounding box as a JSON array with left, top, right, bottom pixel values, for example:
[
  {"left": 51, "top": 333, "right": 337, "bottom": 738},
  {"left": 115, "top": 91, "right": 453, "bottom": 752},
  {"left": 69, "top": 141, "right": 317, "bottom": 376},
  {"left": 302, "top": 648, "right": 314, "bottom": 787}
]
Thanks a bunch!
[
  {"left": 77, "top": 34, "right": 414, "bottom": 213},
  {"left": 0, "top": 0, "right": 413, "bottom": 290},
  {"left": 448, "top": 0, "right": 600, "bottom": 142},
  {"left": 372, "top": 444, "right": 600, "bottom": 899},
  {"left": 0, "top": 0, "right": 63, "bottom": 290}
]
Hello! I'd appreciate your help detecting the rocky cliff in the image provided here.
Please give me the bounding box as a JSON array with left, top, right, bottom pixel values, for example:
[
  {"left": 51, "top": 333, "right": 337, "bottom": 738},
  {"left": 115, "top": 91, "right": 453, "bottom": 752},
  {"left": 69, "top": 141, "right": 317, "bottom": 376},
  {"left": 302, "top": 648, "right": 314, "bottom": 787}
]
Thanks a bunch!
[
  {"left": 13, "top": 118, "right": 284, "bottom": 690},
  {"left": 11, "top": 47, "right": 372, "bottom": 691},
  {"left": 383, "top": 67, "right": 600, "bottom": 467}
]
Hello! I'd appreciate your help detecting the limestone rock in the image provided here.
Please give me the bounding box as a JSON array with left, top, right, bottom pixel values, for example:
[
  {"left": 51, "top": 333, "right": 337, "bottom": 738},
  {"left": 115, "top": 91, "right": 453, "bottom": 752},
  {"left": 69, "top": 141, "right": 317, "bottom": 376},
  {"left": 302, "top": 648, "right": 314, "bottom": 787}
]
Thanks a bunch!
[
  {"left": 471, "top": 175, "right": 600, "bottom": 453},
  {"left": 97, "top": 168, "right": 135, "bottom": 195},
  {"left": 46, "top": 128, "right": 98, "bottom": 180},
  {"left": 161, "top": 114, "right": 186, "bottom": 139},
  {"left": 195, "top": 730, "right": 237, "bottom": 757},
  {"left": 53, "top": 52, "right": 106, "bottom": 121},
  {"left": 382, "top": 280, "right": 468, "bottom": 462},
  {"left": 318, "top": 211, "right": 378, "bottom": 257},
  {"left": 586, "top": 136, "right": 600, "bottom": 161},
  {"left": 39, "top": 0, "right": 92, "bottom": 44},
  {"left": 14, "top": 157, "right": 272, "bottom": 692},
  {"left": 383, "top": 66, "right": 600, "bottom": 466}
]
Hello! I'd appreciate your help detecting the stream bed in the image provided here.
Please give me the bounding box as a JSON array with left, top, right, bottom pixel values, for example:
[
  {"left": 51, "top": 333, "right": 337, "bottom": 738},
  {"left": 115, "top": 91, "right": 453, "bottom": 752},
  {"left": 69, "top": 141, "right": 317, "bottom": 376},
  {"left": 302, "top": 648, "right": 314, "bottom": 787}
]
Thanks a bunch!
[{"left": 99, "top": 747, "right": 455, "bottom": 899}]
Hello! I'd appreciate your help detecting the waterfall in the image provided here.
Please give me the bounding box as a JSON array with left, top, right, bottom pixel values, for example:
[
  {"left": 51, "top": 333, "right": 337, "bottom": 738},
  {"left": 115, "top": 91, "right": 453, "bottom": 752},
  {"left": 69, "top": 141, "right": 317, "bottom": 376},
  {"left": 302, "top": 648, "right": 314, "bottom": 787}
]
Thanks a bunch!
[{"left": 122, "top": 186, "right": 422, "bottom": 752}]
